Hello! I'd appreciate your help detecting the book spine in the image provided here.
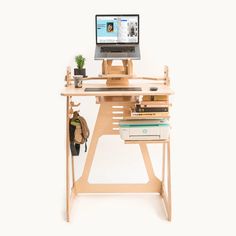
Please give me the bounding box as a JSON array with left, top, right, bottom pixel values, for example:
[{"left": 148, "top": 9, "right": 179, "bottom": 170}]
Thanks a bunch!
[
  {"left": 131, "top": 112, "right": 169, "bottom": 117},
  {"left": 135, "top": 107, "right": 168, "bottom": 112},
  {"left": 142, "top": 95, "right": 168, "bottom": 101},
  {"left": 141, "top": 102, "right": 169, "bottom": 106}
]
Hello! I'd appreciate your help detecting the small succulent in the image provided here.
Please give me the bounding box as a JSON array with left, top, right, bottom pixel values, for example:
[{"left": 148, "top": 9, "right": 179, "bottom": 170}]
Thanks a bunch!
[{"left": 75, "top": 55, "right": 85, "bottom": 70}]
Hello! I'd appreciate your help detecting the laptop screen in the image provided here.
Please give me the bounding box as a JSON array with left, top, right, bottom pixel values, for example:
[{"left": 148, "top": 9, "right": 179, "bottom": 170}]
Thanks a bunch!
[{"left": 96, "top": 15, "right": 139, "bottom": 44}]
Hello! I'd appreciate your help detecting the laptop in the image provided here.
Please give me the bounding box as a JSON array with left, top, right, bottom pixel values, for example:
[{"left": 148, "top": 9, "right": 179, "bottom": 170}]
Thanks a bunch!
[{"left": 94, "top": 14, "right": 140, "bottom": 60}]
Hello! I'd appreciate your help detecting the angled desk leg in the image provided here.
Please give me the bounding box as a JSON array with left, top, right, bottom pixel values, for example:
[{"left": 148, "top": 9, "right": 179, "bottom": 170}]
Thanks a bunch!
[
  {"left": 161, "top": 141, "right": 172, "bottom": 221},
  {"left": 76, "top": 99, "right": 106, "bottom": 186},
  {"left": 78, "top": 116, "right": 101, "bottom": 183},
  {"left": 139, "top": 143, "right": 161, "bottom": 184},
  {"left": 140, "top": 142, "right": 172, "bottom": 221}
]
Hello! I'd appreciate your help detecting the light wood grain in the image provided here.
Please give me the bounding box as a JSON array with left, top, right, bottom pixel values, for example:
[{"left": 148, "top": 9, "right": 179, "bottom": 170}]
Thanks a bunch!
[
  {"left": 66, "top": 96, "right": 70, "bottom": 222},
  {"left": 125, "top": 140, "right": 169, "bottom": 144},
  {"left": 61, "top": 83, "right": 174, "bottom": 97},
  {"left": 74, "top": 180, "right": 162, "bottom": 193},
  {"left": 62, "top": 61, "right": 173, "bottom": 222}
]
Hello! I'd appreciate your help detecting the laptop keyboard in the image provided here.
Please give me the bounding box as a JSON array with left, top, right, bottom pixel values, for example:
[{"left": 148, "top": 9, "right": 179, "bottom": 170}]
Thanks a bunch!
[
  {"left": 106, "top": 53, "right": 128, "bottom": 58},
  {"left": 101, "top": 46, "right": 135, "bottom": 53}
]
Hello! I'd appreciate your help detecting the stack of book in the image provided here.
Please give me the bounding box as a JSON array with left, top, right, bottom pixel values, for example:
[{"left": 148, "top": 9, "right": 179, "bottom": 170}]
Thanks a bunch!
[
  {"left": 130, "top": 95, "right": 169, "bottom": 118},
  {"left": 142, "top": 95, "right": 168, "bottom": 104}
]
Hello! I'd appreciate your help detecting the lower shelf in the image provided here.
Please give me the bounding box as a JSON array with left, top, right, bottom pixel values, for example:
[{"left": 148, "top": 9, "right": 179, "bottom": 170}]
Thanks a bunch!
[{"left": 124, "top": 139, "right": 169, "bottom": 144}]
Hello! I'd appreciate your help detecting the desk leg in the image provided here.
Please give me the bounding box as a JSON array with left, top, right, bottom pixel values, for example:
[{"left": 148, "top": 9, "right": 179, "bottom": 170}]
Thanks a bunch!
[
  {"left": 66, "top": 96, "right": 71, "bottom": 222},
  {"left": 161, "top": 141, "right": 172, "bottom": 221},
  {"left": 161, "top": 143, "right": 166, "bottom": 190},
  {"left": 139, "top": 143, "right": 156, "bottom": 181},
  {"left": 80, "top": 132, "right": 100, "bottom": 182},
  {"left": 79, "top": 103, "right": 104, "bottom": 182},
  {"left": 167, "top": 141, "right": 172, "bottom": 220}
]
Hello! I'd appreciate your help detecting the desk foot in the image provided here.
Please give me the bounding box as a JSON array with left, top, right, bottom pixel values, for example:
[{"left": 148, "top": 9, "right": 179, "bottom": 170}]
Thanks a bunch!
[
  {"left": 161, "top": 184, "right": 172, "bottom": 221},
  {"left": 161, "top": 141, "right": 172, "bottom": 221},
  {"left": 66, "top": 185, "right": 77, "bottom": 222}
]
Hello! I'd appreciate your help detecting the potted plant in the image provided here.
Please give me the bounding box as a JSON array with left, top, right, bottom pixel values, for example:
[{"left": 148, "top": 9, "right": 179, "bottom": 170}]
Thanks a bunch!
[{"left": 74, "top": 54, "right": 86, "bottom": 77}]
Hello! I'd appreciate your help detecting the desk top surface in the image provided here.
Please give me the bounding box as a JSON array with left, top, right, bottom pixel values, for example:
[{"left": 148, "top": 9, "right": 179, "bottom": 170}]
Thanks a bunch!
[{"left": 61, "top": 83, "right": 174, "bottom": 97}]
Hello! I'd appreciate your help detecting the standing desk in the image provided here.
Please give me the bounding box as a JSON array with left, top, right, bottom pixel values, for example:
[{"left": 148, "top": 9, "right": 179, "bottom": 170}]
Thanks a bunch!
[{"left": 61, "top": 63, "right": 174, "bottom": 222}]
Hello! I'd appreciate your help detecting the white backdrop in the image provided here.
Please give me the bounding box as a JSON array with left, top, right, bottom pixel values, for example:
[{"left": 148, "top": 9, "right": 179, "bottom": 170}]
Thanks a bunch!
[{"left": 0, "top": 0, "right": 236, "bottom": 235}]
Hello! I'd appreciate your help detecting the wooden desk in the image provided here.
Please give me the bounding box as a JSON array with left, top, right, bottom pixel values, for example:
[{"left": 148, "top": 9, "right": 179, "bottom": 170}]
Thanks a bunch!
[
  {"left": 61, "top": 83, "right": 173, "bottom": 97},
  {"left": 61, "top": 69, "right": 173, "bottom": 222}
]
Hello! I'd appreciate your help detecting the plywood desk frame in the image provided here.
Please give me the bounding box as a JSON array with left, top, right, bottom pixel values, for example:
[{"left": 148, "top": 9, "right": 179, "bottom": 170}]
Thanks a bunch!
[{"left": 61, "top": 61, "right": 173, "bottom": 222}]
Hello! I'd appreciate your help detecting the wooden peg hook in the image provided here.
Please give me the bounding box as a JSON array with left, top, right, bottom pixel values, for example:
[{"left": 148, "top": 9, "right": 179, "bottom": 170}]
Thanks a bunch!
[{"left": 70, "top": 101, "right": 80, "bottom": 107}]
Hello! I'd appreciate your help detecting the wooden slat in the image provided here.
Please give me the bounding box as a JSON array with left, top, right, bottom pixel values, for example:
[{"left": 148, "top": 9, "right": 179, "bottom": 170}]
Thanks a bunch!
[
  {"left": 123, "top": 115, "right": 170, "bottom": 119},
  {"left": 125, "top": 140, "right": 169, "bottom": 144},
  {"left": 61, "top": 84, "right": 174, "bottom": 97},
  {"left": 75, "top": 179, "right": 161, "bottom": 193},
  {"left": 65, "top": 77, "right": 168, "bottom": 83}
]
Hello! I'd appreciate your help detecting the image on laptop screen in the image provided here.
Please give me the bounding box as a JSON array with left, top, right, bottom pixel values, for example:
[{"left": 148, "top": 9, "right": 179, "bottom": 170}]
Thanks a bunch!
[{"left": 96, "top": 15, "right": 139, "bottom": 44}]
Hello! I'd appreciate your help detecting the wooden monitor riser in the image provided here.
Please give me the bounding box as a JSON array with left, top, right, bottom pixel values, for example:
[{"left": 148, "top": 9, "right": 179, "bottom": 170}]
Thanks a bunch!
[{"left": 102, "top": 59, "right": 133, "bottom": 86}]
